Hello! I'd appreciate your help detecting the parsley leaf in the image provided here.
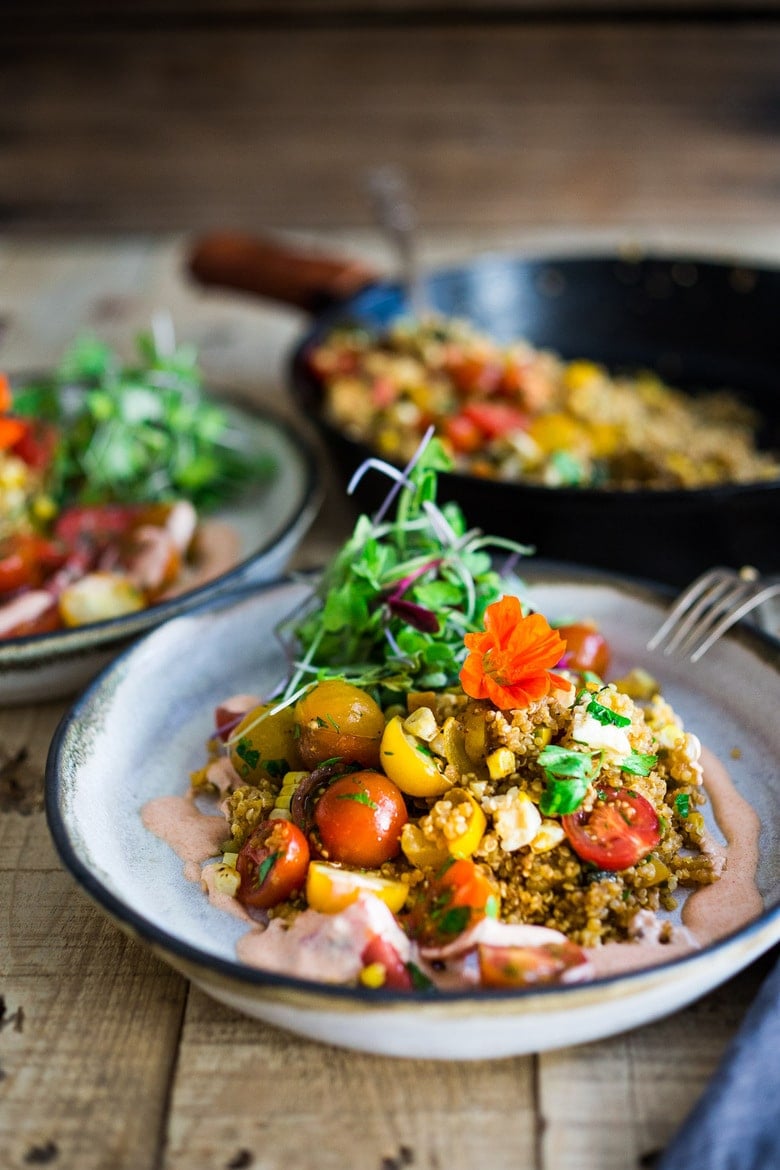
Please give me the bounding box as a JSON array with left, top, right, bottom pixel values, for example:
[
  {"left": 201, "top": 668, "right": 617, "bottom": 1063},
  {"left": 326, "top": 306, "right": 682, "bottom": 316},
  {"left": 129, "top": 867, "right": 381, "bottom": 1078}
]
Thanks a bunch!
[
  {"left": 586, "top": 697, "right": 631, "bottom": 728},
  {"left": 621, "top": 751, "right": 657, "bottom": 777},
  {"left": 537, "top": 744, "right": 599, "bottom": 816},
  {"left": 235, "top": 738, "right": 260, "bottom": 771},
  {"left": 336, "top": 791, "right": 378, "bottom": 809},
  {"left": 674, "top": 792, "right": 691, "bottom": 818},
  {"left": 255, "top": 851, "right": 281, "bottom": 888}
]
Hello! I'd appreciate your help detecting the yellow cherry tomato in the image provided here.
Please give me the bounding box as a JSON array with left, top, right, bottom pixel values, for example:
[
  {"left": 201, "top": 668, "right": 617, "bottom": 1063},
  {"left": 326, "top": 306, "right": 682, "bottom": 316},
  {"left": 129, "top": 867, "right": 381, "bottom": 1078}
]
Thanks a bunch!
[
  {"left": 305, "top": 860, "right": 408, "bottom": 914},
  {"left": 229, "top": 702, "right": 301, "bottom": 785},
  {"left": 59, "top": 572, "right": 145, "bottom": 626},
  {"left": 400, "top": 823, "right": 450, "bottom": 870},
  {"left": 444, "top": 788, "right": 487, "bottom": 860},
  {"left": 379, "top": 715, "right": 452, "bottom": 798}
]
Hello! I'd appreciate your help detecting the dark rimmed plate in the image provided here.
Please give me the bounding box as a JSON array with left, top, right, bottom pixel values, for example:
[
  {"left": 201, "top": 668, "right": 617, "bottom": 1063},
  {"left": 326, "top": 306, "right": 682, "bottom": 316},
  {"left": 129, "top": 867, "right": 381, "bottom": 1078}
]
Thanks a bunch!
[{"left": 45, "top": 566, "right": 780, "bottom": 1059}]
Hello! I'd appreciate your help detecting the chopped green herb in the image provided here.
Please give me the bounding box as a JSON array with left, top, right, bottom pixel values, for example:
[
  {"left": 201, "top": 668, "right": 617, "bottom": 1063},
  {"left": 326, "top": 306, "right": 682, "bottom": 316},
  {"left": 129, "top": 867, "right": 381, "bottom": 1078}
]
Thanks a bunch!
[
  {"left": 675, "top": 792, "right": 691, "bottom": 819},
  {"left": 586, "top": 696, "right": 631, "bottom": 728},
  {"left": 436, "top": 906, "right": 471, "bottom": 936},
  {"left": 405, "top": 962, "right": 434, "bottom": 990},
  {"left": 621, "top": 751, "right": 657, "bottom": 777},
  {"left": 255, "top": 852, "right": 281, "bottom": 888},
  {"left": 235, "top": 738, "right": 260, "bottom": 771},
  {"left": 326, "top": 714, "right": 340, "bottom": 732},
  {"left": 336, "top": 791, "right": 378, "bottom": 809},
  {"left": 262, "top": 758, "right": 288, "bottom": 779},
  {"left": 537, "top": 743, "right": 600, "bottom": 815}
]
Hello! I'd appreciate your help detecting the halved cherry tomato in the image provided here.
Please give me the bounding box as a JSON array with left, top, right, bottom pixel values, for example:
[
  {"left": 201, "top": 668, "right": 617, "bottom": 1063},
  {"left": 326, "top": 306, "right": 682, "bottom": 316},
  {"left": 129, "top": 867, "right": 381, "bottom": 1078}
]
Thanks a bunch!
[
  {"left": 462, "top": 402, "right": 529, "bottom": 439},
  {"left": 443, "top": 351, "right": 503, "bottom": 396},
  {"left": 313, "top": 770, "right": 408, "bottom": 868},
  {"left": 294, "top": 680, "right": 385, "bottom": 769},
  {"left": 563, "top": 787, "right": 660, "bottom": 871},
  {"left": 443, "top": 413, "right": 483, "bottom": 455},
  {"left": 478, "top": 940, "right": 590, "bottom": 988},
  {"left": 361, "top": 936, "right": 413, "bottom": 990},
  {"left": 54, "top": 504, "right": 140, "bottom": 548},
  {"left": 236, "top": 819, "right": 310, "bottom": 910},
  {"left": 556, "top": 622, "right": 610, "bottom": 676},
  {"left": 0, "top": 534, "right": 66, "bottom": 595},
  {"left": 406, "top": 858, "right": 500, "bottom": 947}
]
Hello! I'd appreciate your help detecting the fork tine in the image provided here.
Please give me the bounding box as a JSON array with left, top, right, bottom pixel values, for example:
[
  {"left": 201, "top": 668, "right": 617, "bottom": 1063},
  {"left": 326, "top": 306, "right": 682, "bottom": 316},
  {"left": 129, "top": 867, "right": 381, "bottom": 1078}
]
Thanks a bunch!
[
  {"left": 689, "top": 581, "right": 780, "bottom": 661},
  {"left": 661, "top": 575, "right": 746, "bottom": 655},
  {"left": 646, "top": 567, "right": 733, "bottom": 651}
]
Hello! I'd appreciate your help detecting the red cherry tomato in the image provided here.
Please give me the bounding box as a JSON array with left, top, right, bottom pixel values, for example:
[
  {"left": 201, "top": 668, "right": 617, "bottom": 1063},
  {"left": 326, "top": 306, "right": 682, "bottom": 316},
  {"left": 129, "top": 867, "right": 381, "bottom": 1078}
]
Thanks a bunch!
[
  {"left": 443, "top": 413, "right": 483, "bottom": 455},
  {"left": 0, "top": 534, "right": 66, "bottom": 595},
  {"left": 563, "top": 787, "right": 660, "bottom": 871},
  {"left": 236, "top": 820, "right": 310, "bottom": 910},
  {"left": 556, "top": 622, "right": 611, "bottom": 676},
  {"left": 478, "top": 940, "right": 591, "bottom": 989},
  {"left": 462, "top": 402, "right": 528, "bottom": 439},
  {"left": 361, "top": 935, "right": 413, "bottom": 990},
  {"left": 314, "top": 770, "right": 408, "bottom": 868},
  {"left": 54, "top": 505, "right": 141, "bottom": 548},
  {"left": 444, "top": 351, "right": 504, "bottom": 396},
  {"left": 406, "top": 858, "right": 500, "bottom": 947}
]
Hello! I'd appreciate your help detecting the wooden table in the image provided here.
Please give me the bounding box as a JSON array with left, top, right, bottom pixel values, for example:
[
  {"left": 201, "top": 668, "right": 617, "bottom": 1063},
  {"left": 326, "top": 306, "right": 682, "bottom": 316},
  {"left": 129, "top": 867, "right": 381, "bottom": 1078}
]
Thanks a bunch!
[{"left": 0, "top": 234, "right": 776, "bottom": 1170}]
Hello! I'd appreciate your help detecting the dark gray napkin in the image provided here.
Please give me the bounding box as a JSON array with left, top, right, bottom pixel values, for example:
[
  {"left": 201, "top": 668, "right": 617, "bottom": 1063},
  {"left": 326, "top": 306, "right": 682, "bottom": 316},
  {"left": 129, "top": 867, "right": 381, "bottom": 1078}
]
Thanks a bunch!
[{"left": 657, "top": 952, "right": 780, "bottom": 1170}]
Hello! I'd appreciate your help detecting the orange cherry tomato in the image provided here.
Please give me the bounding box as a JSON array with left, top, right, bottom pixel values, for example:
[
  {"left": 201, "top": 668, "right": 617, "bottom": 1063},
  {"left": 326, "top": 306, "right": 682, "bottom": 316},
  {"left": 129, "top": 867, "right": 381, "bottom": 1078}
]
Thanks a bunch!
[
  {"left": 0, "top": 534, "right": 65, "bottom": 595},
  {"left": 556, "top": 622, "right": 611, "bottom": 676},
  {"left": 406, "top": 858, "right": 500, "bottom": 947},
  {"left": 563, "top": 787, "right": 660, "bottom": 871},
  {"left": 294, "top": 680, "right": 385, "bottom": 770},
  {"left": 478, "top": 940, "right": 590, "bottom": 988},
  {"left": 443, "top": 413, "right": 483, "bottom": 455},
  {"left": 313, "top": 770, "right": 408, "bottom": 868},
  {"left": 236, "top": 820, "right": 310, "bottom": 910}
]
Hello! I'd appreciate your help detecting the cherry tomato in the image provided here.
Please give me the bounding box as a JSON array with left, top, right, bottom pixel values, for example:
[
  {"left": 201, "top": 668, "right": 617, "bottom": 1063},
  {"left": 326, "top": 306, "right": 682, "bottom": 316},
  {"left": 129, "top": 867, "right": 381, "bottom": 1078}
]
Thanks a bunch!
[
  {"left": 478, "top": 940, "right": 590, "bottom": 988},
  {"left": 462, "top": 402, "right": 528, "bottom": 439},
  {"left": 443, "top": 351, "right": 503, "bottom": 396},
  {"left": 406, "top": 858, "right": 500, "bottom": 947},
  {"left": 361, "top": 935, "right": 413, "bottom": 990},
  {"left": 563, "top": 787, "right": 660, "bottom": 871},
  {"left": 443, "top": 413, "right": 483, "bottom": 455},
  {"left": 236, "top": 819, "right": 310, "bottom": 910},
  {"left": 295, "top": 679, "right": 385, "bottom": 769},
  {"left": 54, "top": 504, "right": 140, "bottom": 548},
  {"left": 229, "top": 701, "right": 301, "bottom": 784},
  {"left": 556, "top": 622, "right": 611, "bottom": 676},
  {"left": 313, "top": 770, "right": 407, "bottom": 868},
  {"left": 0, "top": 534, "right": 65, "bottom": 595}
]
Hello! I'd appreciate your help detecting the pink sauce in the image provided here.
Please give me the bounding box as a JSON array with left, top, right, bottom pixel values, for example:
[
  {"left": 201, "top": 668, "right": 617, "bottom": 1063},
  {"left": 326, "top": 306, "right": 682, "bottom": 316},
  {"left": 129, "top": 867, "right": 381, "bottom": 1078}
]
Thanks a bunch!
[
  {"left": 142, "top": 794, "right": 226, "bottom": 883},
  {"left": 587, "top": 745, "right": 763, "bottom": 978},
  {"left": 142, "top": 745, "right": 763, "bottom": 984}
]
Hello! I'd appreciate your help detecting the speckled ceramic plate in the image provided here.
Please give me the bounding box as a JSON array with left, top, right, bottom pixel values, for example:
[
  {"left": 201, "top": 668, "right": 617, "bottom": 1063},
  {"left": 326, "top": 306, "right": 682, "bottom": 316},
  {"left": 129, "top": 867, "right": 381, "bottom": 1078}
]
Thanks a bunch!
[
  {"left": 0, "top": 403, "right": 322, "bottom": 704},
  {"left": 45, "top": 568, "right": 780, "bottom": 1060}
]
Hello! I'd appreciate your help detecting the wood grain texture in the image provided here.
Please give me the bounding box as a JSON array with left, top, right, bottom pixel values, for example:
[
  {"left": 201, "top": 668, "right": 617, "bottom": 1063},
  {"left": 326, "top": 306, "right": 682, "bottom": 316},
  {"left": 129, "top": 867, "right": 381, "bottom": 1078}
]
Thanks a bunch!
[{"left": 4, "top": 23, "right": 780, "bottom": 233}]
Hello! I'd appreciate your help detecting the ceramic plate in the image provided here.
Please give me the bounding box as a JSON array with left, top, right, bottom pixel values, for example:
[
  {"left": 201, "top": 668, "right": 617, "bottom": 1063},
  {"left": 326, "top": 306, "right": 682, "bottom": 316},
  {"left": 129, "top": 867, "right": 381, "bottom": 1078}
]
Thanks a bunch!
[
  {"left": 1, "top": 403, "right": 322, "bottom": 704},
  {"left": 45, "top": 568, "right": 780, "bottom": 1060}
]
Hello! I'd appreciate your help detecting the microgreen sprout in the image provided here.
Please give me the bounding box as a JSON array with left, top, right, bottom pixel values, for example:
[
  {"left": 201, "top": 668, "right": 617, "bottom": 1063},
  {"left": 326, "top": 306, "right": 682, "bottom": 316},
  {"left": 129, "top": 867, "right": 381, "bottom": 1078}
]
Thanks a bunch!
[{"left": 274, "top": 430, "right": 532, "bottom": 701}]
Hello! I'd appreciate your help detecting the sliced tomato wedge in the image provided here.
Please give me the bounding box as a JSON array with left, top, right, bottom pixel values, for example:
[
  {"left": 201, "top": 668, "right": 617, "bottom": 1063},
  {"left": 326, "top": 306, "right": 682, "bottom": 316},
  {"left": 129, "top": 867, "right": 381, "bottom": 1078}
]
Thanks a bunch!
[
  {"left": 563, "top": 787, "right": 660, "bottom": 871},
  {"left": 361, "top": 936, "right": 413, "bottom": 990},
  {"left": 405, "top": 858, "right": 500, "bottom": 947},
  {"left": 478, "top": 940, "right": 591, "bottom": 988},
  {"left": 54, "top": 504, "right": 141, "bottom": 547}
]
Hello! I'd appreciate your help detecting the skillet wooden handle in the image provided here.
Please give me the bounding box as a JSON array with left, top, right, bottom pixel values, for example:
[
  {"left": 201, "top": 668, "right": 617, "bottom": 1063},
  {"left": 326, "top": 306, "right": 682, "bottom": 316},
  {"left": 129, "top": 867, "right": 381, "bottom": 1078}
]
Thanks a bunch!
[{"left": 187, "top": 232, "right": 378, "bottom": 314}]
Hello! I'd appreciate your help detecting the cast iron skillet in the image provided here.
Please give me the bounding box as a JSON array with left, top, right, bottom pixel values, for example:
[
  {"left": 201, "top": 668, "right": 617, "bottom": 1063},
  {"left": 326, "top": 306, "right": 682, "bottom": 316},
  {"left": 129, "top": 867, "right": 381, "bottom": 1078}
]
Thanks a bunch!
[{"left": 189, "top": 234, "right": 780, "bottom": 586}]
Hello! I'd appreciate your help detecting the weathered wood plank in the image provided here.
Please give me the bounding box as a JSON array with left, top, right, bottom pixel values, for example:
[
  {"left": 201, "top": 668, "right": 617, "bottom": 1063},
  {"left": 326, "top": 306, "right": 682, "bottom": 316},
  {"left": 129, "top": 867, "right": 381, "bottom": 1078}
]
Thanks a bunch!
[
  {"left": 4, "top": 24, "right": 780, "bottom": 232},
  {"left": 162, "top": 985, "right": 538, "bottom": 1170}
]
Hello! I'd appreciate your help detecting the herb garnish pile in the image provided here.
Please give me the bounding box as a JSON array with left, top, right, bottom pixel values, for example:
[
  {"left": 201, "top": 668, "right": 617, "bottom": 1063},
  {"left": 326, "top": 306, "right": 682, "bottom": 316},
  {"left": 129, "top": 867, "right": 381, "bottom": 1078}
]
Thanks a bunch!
[
  {"left": 276, "top": 434, "right": 531, "bottom": 701},
  {"left": 11, "top": 330, "right": 273, "bottom": 510}
]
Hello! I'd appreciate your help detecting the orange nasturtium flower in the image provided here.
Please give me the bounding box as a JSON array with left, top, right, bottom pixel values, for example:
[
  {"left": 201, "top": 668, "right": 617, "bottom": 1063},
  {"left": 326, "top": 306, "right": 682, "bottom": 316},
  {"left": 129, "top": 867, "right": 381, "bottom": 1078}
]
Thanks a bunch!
[{"left": 460, "top": 595, "right": 568, "bottom": 710}]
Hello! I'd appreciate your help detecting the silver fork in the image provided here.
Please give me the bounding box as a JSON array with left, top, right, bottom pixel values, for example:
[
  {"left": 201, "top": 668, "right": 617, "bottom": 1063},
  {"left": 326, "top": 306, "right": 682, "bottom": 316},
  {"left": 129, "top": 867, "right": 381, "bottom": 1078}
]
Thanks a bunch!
[{"left": 647, "top": 566, "right": 780, "bottom": 661}]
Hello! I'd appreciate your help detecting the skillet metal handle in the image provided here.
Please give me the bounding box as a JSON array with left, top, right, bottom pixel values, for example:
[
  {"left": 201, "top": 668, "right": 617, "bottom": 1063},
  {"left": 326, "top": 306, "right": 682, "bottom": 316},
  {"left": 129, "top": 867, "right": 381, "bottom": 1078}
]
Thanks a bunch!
[{"left": 187, "top": 232, "right": 378, "bottom": 314}]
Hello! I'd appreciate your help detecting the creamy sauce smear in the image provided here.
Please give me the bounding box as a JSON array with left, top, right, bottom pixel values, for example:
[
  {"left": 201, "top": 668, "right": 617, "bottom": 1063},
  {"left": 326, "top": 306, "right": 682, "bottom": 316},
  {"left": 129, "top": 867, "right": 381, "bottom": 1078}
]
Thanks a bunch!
[
  {"left": 587, "top": 746, "right": 762, "bottom": 978},
  {"left": 142, "top": 746, "right": 763, "bottom": 981}
]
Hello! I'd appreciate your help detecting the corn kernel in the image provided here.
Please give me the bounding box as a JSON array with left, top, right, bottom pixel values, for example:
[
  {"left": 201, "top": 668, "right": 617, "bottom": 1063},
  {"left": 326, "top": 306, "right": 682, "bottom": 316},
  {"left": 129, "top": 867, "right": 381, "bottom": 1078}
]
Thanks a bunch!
[
  {"left": 636, "top": 856, "right": 671, "bottom": 887},
  {"left": 533, "top": 727, "right": 553, "bottom": 748},
  {"left": 564, "top": 360, "right": 603, "bottom": 390},
  {"left": 403, "top": 706, "right": 439, "bottom": 742},
  {"left": 530, "top": 819, "right": 565, "bottom": 853},
  {"left": 613, "top": 668, "right": 658, "bottom": 700},
  {"left": 359, "top": 962, "right": 387, "bottom": 989},
  {"left": 486, "top": 747, "right": 516, "bottom": 781},
  {"left": 657, "top": 723, "right": 684, "bottom": 749},
  {"left": 212, "top": 863, "right": 241, "bottom": 898},
  {"left": 31, "top": 494, "right": 57, "bottom": 521}
]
